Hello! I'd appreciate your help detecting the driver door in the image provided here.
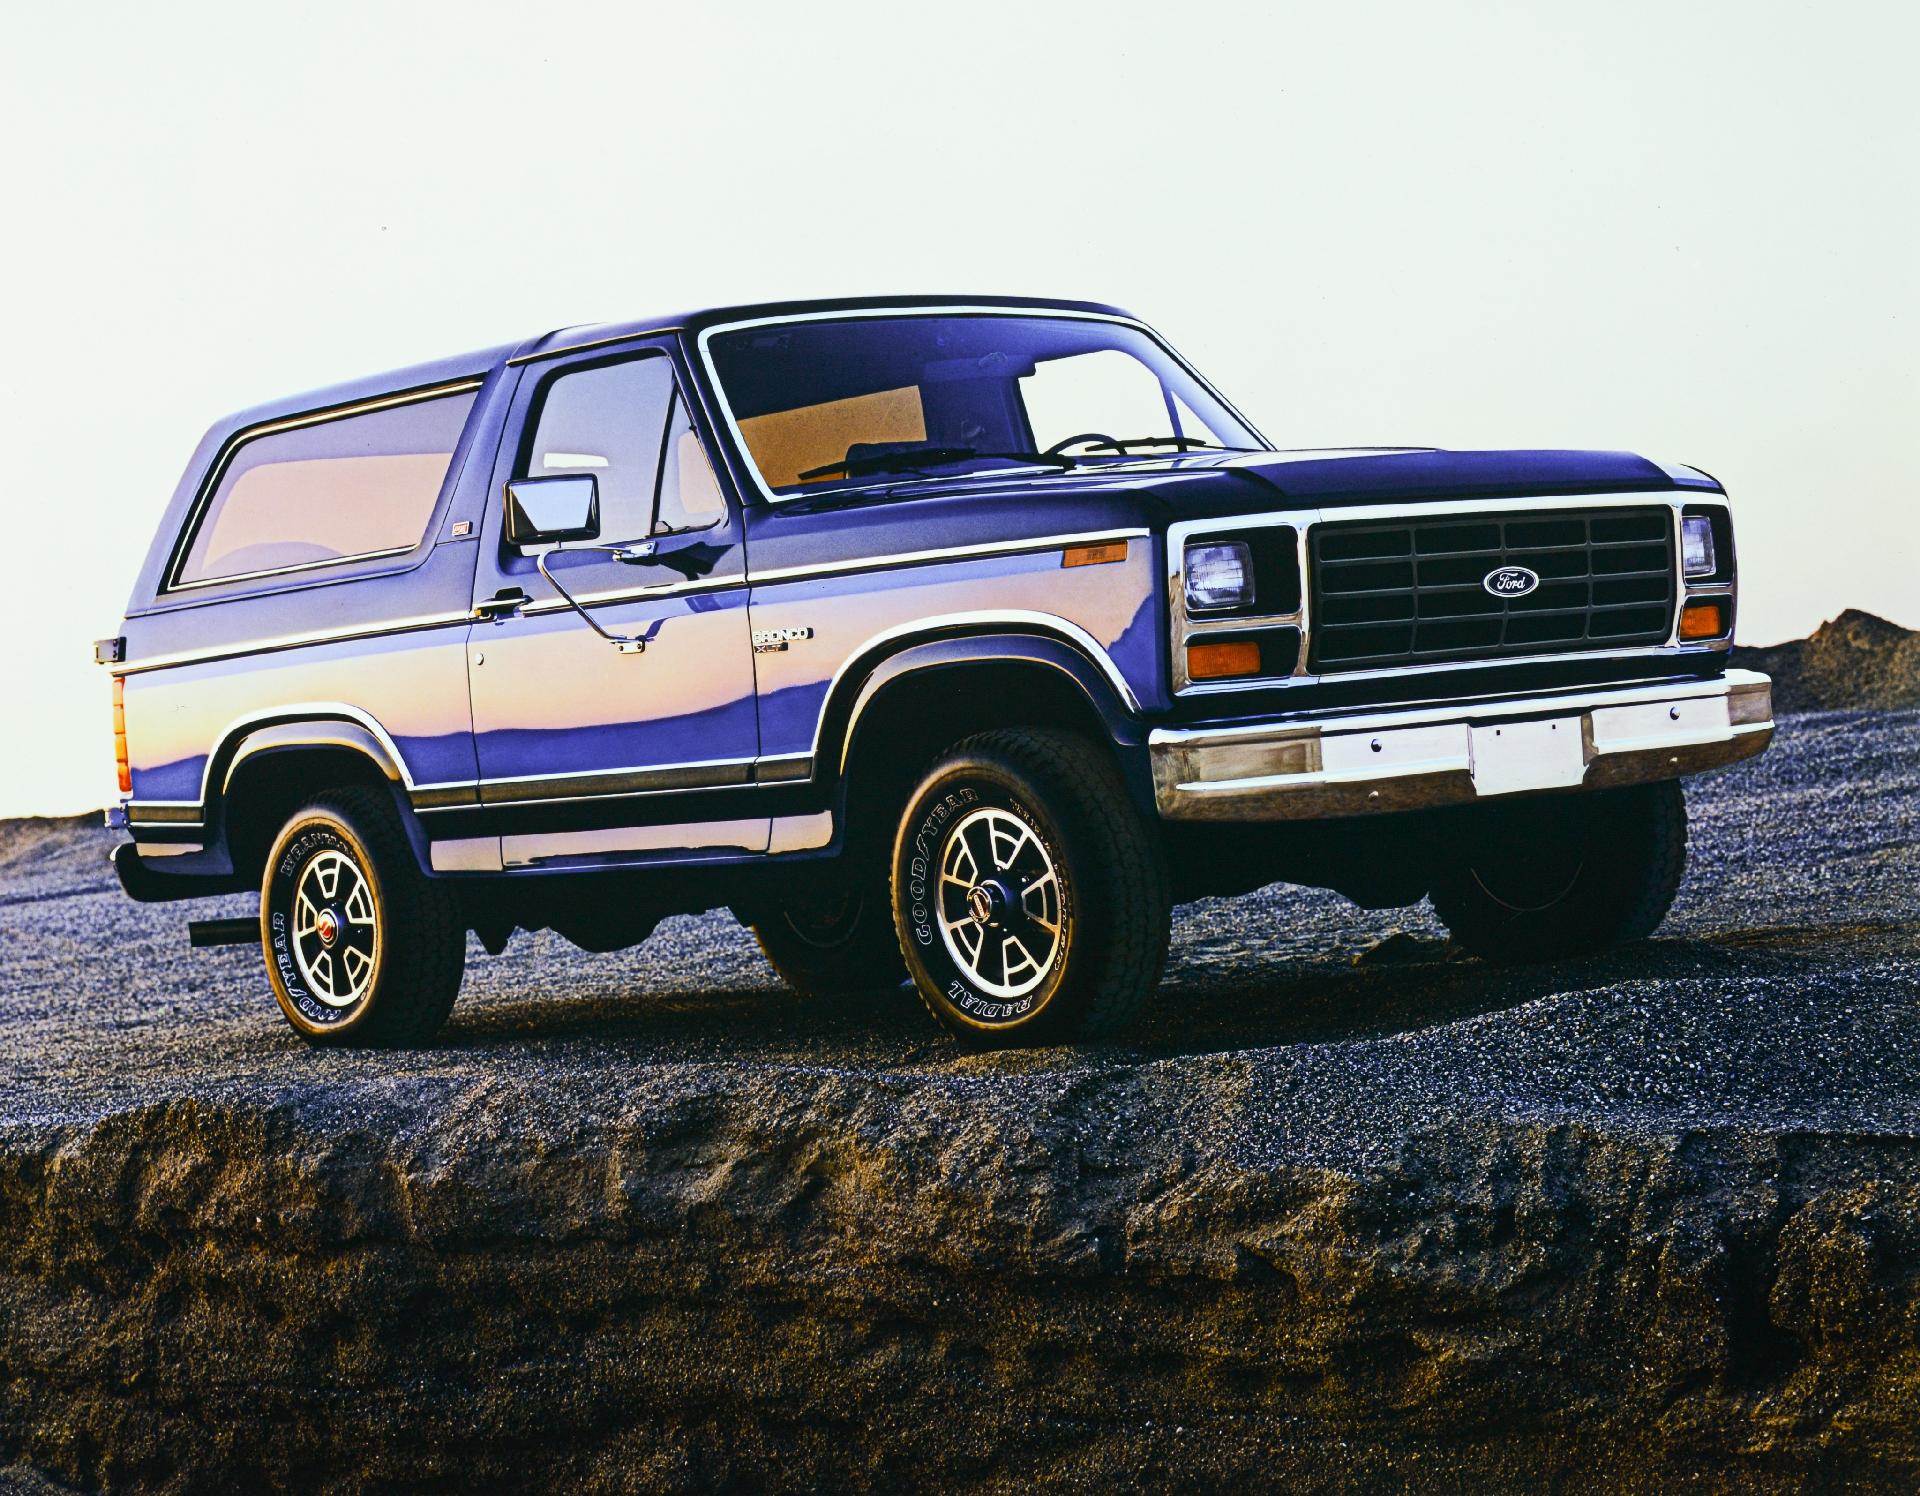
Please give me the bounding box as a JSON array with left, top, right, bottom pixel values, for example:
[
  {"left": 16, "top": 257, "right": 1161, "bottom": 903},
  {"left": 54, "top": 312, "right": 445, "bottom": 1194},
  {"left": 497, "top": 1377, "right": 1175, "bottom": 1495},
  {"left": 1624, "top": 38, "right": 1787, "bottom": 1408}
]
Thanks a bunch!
[{"left": 466, "top": 345, "right": 761, "bottom": 867}]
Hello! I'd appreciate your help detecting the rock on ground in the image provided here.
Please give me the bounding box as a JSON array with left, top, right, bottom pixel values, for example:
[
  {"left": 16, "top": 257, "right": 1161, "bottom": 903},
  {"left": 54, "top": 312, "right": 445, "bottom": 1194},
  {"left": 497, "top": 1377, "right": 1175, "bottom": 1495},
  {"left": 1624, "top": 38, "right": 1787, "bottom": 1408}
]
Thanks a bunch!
[
  {"left": 2, "top": 708, "right": 1918, "bottom": 1491},
  {"left": 1733, "top": 609, "right": 1920, "bottom": 713}
]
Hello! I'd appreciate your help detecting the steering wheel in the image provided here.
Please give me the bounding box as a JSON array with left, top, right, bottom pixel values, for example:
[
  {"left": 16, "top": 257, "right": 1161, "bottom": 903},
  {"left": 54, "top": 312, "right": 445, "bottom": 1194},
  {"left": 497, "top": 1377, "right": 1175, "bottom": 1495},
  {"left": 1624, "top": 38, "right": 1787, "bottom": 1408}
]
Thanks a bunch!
[{"left": 1043, "top": 432, "right": 1120, "bottom": 457}]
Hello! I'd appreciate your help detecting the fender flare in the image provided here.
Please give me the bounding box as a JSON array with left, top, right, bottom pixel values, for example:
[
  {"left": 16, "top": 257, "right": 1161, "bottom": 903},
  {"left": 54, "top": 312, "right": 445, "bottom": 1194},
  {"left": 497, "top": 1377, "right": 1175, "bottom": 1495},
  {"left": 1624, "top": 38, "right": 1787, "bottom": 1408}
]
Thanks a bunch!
[
  {"left": 208, "top": 716, "right": 440, "bottom": 876},
  {"left": 827, "top": 628, "right": 1146, "bottom": 780},
  {"left": 218, "top": 718, "right": 405, "bottom": 801},
  {"left": 207, "top": 715, "right": 410, "bottom": 856}
]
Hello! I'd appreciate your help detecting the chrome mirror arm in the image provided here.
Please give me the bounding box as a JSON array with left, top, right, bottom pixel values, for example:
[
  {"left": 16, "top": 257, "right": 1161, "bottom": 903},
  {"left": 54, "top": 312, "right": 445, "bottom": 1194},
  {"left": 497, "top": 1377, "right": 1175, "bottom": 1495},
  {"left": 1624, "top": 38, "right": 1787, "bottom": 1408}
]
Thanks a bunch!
[{"left": 534, "top": 548, "right": 648, "bottom": 654}]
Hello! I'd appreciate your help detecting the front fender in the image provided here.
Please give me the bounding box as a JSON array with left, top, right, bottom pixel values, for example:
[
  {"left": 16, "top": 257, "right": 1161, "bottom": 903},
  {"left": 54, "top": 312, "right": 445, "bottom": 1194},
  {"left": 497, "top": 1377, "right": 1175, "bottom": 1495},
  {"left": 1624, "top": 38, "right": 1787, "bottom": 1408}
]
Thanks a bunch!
[{"left": 832, "top": 630, "right": 1146, "bottom": 779}]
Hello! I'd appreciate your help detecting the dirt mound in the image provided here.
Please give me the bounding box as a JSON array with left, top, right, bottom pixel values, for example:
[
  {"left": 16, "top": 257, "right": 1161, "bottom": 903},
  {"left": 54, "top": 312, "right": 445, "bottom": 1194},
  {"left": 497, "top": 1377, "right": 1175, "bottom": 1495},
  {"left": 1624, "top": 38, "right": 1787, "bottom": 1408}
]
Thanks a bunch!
[
  {"left": 1734, "top": 609, "right": 1920, "bottom": 713},
  {"left": 3, "top": 687, "right": 1918, "bottom": 1490},
  {"left": 4, "top": 1098, "right": 1920, "bottom": 1491}
]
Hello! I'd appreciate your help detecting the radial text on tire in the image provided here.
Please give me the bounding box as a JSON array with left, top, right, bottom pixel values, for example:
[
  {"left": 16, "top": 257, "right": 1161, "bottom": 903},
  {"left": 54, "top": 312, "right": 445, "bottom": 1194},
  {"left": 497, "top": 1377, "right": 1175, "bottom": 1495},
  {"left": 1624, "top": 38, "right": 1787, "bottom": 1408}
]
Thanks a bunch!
[
  {"left": 259, "top": 786, "right": 466, "bottom": 1045},
  {"left": 891, "top": 728, "right": 1170, "bottom": 1047}
]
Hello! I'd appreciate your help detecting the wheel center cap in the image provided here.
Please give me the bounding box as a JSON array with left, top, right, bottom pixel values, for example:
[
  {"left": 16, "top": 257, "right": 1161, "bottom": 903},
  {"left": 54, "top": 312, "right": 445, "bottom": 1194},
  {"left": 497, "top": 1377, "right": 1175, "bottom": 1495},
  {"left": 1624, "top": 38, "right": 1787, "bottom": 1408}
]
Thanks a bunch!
[
  {"left": 967, "top": 882, "right": 1009, "bottom": 926},
  {"left": 316, "top": 909, "right": 340, "bottom": 947}
]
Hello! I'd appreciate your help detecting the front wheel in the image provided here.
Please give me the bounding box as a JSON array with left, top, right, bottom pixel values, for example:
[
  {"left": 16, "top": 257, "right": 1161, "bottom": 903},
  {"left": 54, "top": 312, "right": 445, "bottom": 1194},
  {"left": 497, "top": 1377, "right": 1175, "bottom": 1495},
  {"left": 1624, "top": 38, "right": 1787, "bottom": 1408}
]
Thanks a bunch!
[
  {"left": 1430, "top": 780, "right": 1688, "bottom": 962},
  {"left": 260, "top": 786, "right": 466, "bottom": 1046},
  {"left": 892, "top": 729, "right": 1170, "bottom": 1047}
]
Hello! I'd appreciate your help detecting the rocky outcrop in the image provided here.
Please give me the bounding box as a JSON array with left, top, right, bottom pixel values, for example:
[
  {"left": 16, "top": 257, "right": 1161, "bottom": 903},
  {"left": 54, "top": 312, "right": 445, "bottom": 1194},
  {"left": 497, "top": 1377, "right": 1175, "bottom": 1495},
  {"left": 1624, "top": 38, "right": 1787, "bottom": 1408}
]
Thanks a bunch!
[
  {"left": 5, "top": 1092, "right": 1920, "bottom": 1492},
  {"left": 1733, "top": 610, "right": 1920, "bottom": 713},
  {"left": 4, "top": 669, "right": 1918, "bottom": 1490}
]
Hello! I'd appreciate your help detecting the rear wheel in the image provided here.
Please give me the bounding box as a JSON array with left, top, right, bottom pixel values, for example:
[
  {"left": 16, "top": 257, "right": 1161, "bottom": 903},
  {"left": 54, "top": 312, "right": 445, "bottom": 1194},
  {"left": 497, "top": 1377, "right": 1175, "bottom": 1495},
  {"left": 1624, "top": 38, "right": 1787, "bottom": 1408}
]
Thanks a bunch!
[
  {"left": 892, "top": 728, "right": 1170, "bottom": 1047},
  {"left": 1430, "top": 780, "right": 1688, "bottom": 962},
  {"left": 260, "top": 786, "right": 465, "bottom": 1046}
]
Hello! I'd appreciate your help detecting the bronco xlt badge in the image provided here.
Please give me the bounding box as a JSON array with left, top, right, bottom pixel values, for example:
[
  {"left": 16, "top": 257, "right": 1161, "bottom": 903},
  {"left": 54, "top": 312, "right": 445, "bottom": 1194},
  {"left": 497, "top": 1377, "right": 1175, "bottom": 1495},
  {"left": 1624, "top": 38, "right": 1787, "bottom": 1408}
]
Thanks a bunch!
[{"left": 752, "top": 625, "right": 814, "bottom": 652}]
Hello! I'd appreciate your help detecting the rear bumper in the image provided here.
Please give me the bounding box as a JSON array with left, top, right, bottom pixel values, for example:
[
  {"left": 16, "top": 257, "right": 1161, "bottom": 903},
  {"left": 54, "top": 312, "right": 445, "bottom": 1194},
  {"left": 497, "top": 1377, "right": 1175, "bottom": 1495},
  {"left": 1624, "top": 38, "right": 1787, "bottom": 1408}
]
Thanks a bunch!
[
  {"left": 1150, "top": 669, "right": 1774, "bottom": 822},
  {"left": 110, "top": 841, "right": 246, "bottom": 903}
]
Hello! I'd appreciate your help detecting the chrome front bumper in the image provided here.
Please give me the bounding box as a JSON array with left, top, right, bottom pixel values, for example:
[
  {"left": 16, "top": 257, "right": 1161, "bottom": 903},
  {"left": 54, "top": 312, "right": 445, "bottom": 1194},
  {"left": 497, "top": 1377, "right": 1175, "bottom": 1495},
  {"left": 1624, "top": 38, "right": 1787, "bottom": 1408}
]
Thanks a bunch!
[{"left": 1150, "top": 670, "right": 1774, "bottom": 821}]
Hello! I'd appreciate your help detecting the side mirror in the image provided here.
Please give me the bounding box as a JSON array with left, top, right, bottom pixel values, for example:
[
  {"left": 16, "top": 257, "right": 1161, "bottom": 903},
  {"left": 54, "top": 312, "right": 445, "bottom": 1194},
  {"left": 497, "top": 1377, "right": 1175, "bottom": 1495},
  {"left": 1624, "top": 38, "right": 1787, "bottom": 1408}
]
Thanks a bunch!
[{"left": 505, "top": 475, "right": 600, "bottom": 546}]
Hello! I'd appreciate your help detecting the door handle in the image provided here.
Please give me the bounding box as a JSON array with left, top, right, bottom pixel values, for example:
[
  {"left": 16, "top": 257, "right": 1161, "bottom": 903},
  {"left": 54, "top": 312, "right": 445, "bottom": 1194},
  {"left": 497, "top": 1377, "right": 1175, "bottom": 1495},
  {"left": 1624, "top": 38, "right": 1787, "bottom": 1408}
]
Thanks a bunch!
[{"left": 471, "top": 588, "right": 531, "bottom": 621}]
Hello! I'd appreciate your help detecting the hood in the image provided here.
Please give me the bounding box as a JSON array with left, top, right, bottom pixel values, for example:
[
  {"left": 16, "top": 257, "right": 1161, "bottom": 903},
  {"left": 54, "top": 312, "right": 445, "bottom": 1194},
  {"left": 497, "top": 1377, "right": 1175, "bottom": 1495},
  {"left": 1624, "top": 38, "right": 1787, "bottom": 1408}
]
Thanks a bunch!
[
  {"left": 771, "top": 447, "right": 1720, "bottom": 525},
  {"left": 1122, "top": 447, "right": 1723, "bottom": 520},
  {"left": 1223, "top": 447, "right": 1719, "bottom": 504},
  {"left": 751, "top": 449, "right": 1722, "bottom": 568}
]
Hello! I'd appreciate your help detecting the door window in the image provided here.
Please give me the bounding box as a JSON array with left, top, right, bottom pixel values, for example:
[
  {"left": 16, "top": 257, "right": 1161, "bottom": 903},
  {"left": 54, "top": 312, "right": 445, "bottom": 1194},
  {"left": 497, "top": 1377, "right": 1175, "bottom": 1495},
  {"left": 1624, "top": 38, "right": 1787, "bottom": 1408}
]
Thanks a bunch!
[{"left": 520, "top": 355, "right": 726, "bottom": 543}]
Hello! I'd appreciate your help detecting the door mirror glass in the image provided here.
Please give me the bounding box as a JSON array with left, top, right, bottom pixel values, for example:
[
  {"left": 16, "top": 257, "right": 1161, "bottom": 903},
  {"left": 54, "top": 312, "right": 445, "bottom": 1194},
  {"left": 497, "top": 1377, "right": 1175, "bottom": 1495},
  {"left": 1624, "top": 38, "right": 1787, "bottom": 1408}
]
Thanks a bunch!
[{"left": 505, "top": 474, "right": 600, "bottom": 546}]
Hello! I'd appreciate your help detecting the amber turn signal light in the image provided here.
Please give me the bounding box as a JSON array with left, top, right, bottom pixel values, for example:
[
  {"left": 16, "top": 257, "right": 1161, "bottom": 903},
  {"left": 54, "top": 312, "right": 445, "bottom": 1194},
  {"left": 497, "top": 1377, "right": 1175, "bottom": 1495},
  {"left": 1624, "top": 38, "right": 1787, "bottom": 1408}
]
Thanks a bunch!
[
  {"left": 1187, "top": 639, "right": 1262, "bottom": 680},
  {"left": 1061, "top": 541, "right": 1129, "bottom": 568},
  {"left": 1678, "top": 598, "right": 1729, "bottom": 641}
]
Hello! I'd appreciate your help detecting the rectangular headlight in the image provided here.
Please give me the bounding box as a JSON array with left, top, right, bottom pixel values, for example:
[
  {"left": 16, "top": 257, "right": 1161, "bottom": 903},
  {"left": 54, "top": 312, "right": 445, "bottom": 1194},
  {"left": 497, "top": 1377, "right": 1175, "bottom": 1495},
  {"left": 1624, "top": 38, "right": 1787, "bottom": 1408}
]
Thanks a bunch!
[
  {"left": 1681, "top": 514, "right": 1717, "bottom": 578},
  {"left": 1184, "top": 541, "right": 1255, "bottom": 612}
]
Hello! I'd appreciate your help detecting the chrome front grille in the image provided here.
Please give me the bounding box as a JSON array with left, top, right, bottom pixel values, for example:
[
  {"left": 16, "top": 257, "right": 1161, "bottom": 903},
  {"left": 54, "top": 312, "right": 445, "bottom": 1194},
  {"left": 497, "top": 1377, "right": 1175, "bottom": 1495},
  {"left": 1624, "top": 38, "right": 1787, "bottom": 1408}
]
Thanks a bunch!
[{"left": 1307, "top": 506, "right": 1675, "bottom": 673}]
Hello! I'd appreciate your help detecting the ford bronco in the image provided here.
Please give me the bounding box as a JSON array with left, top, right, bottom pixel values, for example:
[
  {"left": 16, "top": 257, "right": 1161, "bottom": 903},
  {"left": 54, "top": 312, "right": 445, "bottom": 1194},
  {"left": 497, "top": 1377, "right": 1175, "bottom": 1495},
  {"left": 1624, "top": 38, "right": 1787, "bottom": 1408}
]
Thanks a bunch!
[{"left": 99, "top": 295, "right": 1774, "bottom": 1047}]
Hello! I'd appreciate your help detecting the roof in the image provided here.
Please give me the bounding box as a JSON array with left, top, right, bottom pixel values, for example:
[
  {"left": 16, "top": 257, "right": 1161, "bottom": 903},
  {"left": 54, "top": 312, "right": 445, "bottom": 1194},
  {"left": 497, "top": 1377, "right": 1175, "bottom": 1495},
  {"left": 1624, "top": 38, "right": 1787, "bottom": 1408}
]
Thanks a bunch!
[
  {"left": 508, "top": 292, "right": 1138, "bottom": 365},
  {"left": 215, "top": 294, "right": 1141, "bottom": 437}
]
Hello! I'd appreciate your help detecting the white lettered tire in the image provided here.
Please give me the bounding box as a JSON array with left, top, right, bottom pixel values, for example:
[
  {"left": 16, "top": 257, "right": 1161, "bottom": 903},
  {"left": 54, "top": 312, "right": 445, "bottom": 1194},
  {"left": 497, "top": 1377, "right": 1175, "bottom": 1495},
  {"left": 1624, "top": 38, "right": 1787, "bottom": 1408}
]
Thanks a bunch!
[
  {"left": 260, "top": 787, "right": 465, "bottom": 1046},
  {"left": 892, "top": 729, "right": 1170, "bottom": 1047}
]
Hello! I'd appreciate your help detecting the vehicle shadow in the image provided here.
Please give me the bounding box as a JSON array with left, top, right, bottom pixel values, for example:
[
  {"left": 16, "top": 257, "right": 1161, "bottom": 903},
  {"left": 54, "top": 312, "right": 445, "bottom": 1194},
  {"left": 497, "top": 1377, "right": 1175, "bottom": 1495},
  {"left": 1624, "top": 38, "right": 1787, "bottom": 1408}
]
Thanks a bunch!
[
  {"left": 441, "top": 980, "right": 946, "bottom": 1059},
  {"left": 1130, "top": 916, "right": 1917, "bottom": 1058},
  {"left": 435, "top": 917, "right": 1915, "bottom": 1070}
]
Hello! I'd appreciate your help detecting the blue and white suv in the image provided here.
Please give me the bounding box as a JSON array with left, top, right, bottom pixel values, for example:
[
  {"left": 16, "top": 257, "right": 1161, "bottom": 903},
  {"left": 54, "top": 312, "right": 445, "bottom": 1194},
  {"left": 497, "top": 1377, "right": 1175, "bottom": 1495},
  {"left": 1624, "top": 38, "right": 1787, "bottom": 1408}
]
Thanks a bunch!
[{"left": 99, "top": 295, "right": 1773, "bottom": 1047}]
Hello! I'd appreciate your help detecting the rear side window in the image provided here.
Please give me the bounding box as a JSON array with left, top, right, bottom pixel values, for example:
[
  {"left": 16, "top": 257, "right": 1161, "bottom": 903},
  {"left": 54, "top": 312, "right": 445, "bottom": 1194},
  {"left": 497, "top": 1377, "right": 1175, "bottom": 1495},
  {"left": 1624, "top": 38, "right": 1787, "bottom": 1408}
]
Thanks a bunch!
[{"left": 174, "top": 386, "right": 478, "bottom": 587}]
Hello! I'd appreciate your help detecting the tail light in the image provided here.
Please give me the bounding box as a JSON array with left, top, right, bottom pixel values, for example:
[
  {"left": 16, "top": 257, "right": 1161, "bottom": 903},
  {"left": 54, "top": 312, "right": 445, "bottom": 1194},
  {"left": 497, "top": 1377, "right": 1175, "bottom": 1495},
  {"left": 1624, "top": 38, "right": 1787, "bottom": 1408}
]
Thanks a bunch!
[{"left": 112, "top": 677, "right": 131, "bottom": 795}]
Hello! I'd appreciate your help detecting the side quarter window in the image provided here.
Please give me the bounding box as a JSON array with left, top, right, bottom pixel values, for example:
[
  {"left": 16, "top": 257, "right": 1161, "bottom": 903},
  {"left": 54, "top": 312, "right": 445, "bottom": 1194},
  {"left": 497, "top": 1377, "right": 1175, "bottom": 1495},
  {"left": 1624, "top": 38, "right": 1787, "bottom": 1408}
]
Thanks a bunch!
[
  {"left": 654, "top": 391, "right": 727, "bottom": 535},
  {"left": 173, "top": 387, "right": 477, "bottom": 589}
]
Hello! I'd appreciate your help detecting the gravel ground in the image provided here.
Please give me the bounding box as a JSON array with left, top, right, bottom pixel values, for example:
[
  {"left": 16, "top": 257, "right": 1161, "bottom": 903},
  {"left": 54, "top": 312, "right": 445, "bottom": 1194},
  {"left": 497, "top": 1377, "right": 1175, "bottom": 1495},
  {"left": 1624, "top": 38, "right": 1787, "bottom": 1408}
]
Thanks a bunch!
[
  {"left": 2, "top": 709, "right": 1915, "bottom": 1155},
  {"left": 2, "top": 708, "right": 1917, "bottom": 1492}
]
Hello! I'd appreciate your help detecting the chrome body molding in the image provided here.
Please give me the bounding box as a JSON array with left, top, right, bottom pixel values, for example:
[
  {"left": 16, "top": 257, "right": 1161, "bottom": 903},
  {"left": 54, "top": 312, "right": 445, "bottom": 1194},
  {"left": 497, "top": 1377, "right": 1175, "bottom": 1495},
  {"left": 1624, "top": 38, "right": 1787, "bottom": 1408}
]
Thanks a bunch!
[
  {"left": 1151, "top": 669, "right": 1773, "bottom": 821},
  {"left": 427, "top": 810, "right": 835, "bottom": 874},
  {"left": 1167, "top": 491, "right": 1735, "bottom": 698},
  {"left": 747, "top": 527, "right": 1151, "bottom": 586},
  {"left": 221, "top": 719, "right": 402, "bottom": 797},
  {"left": 115, "top": 609, "right": 474, "bottom": 676},
  {"left": 202, "top": 702, "right": 432, "bottom": 798},
  {"left": 429, "top": 837, "right": 503, "bottom": 874},
  {"left": 502, "top": 818, "right": 770, "bottom": 868},
  {"left": 769, "top": 811, "right": 834, "bottom": 854},
  {"left": 114, "top": 530, "right": 1150, "bottom": 674},
  {"left": 129, "top": 702, "right": 473, "bottom": 829}
]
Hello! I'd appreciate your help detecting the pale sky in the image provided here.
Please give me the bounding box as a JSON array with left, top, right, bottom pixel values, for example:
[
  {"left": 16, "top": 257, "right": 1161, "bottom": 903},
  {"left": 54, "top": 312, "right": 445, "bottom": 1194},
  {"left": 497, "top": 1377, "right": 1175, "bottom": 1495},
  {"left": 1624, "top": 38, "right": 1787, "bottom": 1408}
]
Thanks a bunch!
[{"left": 0, "top": 0, "right": 1913, "bottom": 816}]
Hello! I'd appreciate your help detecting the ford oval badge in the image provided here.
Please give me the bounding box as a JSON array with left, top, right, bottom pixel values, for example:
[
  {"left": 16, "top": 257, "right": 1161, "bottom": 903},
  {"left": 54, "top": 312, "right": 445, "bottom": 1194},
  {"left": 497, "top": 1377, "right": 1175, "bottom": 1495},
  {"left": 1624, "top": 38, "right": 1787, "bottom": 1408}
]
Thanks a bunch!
[{"left": 1483, "top": 565, "right": 1540, "bottom": 598}]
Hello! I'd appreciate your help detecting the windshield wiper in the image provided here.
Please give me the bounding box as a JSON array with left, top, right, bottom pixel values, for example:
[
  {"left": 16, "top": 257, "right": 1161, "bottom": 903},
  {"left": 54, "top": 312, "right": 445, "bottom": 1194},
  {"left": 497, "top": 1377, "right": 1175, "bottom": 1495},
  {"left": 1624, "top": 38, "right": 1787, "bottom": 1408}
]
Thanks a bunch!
[
  {"left": 798, "top": 447, "right": 1071, "bottom": 481},
  {"left": 1076, "top": 436, "right": 1254, "bottom": 455}
]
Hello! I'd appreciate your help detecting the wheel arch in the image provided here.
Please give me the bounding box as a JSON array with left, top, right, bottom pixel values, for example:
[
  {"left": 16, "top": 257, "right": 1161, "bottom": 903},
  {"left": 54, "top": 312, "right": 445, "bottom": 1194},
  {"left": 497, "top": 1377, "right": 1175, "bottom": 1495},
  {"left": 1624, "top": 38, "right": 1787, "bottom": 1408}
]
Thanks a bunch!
[
  {"left": 828, "top": 630, "right": 1154, "bottom": 841},
  {"left": 211, "top": 718, "right": 427, "bottom": 884}
]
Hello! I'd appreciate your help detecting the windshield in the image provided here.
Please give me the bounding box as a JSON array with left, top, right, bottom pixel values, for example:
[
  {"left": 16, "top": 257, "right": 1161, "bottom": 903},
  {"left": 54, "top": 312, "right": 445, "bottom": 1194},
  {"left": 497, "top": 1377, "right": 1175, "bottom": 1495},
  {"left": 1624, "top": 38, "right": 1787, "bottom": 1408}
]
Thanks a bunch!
[{"left": 703, "top": 313, "right": 1264, "bottom": 498}]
